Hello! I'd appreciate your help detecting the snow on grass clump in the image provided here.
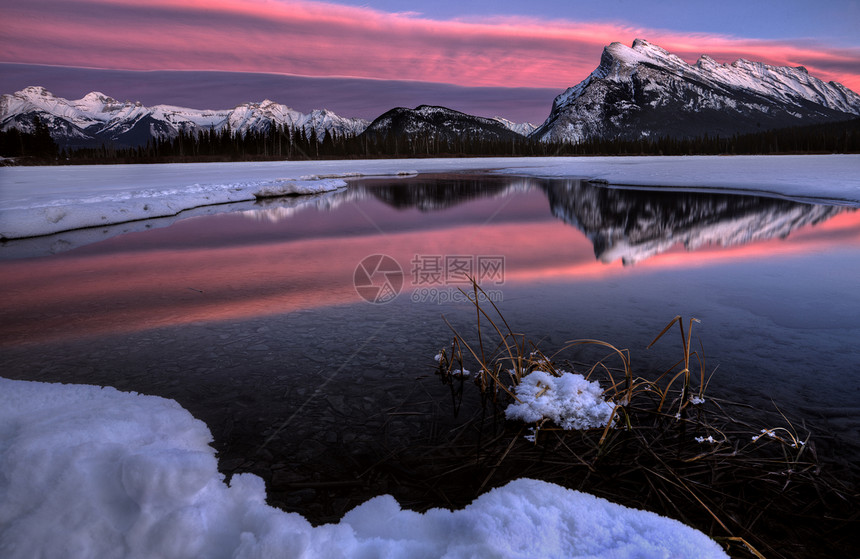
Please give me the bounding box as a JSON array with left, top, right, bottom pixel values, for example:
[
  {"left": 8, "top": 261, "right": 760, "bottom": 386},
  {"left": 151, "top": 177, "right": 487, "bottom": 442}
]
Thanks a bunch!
[
  {"left": 505, "top": 370, "right": 615, "bottom": 430},
  {"left": 0, "top": 377, "right": 728, "bottom": 558}
]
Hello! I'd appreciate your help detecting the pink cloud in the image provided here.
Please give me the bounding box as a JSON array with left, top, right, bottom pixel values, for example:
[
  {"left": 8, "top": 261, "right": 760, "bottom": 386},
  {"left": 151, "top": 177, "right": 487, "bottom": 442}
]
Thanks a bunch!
[{"left": 2, "top": 0, "right": 858, "bottom": 93}]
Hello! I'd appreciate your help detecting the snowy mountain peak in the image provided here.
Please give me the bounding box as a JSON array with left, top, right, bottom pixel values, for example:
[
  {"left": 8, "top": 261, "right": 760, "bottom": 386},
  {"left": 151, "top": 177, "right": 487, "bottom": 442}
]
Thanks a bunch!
[
  {"left": 492, "top": 116, "right": 538, "bottom": 136},
  {"left": 80, "top": 91, "right": 117, "bottom": 104},
  {"left": 534, "top": 39, "right": 860, "bottom": 144},
  {"left": 695, "top": 54, "right": 718, "bottom": 69},
  {"left": 19, "top": 85, "right": 54, "bottom": 99},
  {"left": 630, "top": 38, "right": 677, "bottom": 60},
  {"left": 603, "top": 38, "right": 686, "bottom": 70},
  {"left": 73, "top": 91, "right": 131, "bottom": 115}
]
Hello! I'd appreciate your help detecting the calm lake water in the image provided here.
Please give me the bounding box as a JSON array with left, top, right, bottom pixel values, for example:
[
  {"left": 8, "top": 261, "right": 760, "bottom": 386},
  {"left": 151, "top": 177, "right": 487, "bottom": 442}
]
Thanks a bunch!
[{"left": 2, "top": 173, "right": 859, "bottom": 511}]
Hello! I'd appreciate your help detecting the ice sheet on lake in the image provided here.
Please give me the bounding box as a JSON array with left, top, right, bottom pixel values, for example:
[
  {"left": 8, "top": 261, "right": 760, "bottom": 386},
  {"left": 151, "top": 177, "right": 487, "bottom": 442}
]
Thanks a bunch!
[
  {"left": 495, "top": 155, "right": 860, "bottom": 206},
  {"left": 0, "top": 175, "right": 346, "bottom": 239},
  {"left": 0, "top": 376, "right": 728, "bottom": 559},
  {"left": 0, "top": 190, "right": 349, "bottom": 260},
  {"left": 1, "top": 155, "right": 857, "bottom": 240}
]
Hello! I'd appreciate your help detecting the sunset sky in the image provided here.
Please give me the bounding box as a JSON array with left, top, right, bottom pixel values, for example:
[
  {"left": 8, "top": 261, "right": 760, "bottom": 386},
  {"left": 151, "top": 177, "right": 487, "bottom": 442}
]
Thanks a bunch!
[{"left": 1, "top": 0, "right": 859, "bottom": 123}]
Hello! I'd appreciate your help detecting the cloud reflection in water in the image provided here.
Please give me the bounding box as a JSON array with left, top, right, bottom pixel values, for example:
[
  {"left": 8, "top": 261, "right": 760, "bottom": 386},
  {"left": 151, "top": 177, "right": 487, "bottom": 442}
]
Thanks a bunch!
[{"left": 1, "top": 177, "right": 856, "bottom": 345}]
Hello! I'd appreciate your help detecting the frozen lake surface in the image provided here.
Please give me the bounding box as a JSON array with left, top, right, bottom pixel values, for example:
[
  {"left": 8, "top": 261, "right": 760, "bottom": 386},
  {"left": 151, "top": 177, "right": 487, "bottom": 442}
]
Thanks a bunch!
[{"left": 1, "top": 157, "right": 859, "bottom": 557}]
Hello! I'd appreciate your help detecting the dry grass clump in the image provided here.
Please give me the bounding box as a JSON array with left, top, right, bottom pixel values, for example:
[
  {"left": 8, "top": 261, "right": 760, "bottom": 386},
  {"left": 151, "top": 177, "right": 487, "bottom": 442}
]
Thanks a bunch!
[{"left": 424, "top": 281, "right": 858, "bottom": 559}]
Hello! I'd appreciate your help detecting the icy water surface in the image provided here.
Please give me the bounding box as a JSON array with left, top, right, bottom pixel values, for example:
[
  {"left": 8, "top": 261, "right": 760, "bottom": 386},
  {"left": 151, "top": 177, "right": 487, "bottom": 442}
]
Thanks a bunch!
[{"left": 2, "top": 173, "right": 859, "bottom": 518}]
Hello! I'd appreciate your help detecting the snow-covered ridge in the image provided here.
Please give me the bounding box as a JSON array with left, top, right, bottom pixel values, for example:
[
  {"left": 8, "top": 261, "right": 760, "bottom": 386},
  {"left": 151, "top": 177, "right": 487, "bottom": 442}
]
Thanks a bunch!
[
  {"left": 0, "top": 86, "right": 370, "bottom": 146},
  {"left": 562, "top": 38, "right": 860, "bottom": 116},
  {"left": 492, "top": 116, "right": 538, "bottom": 136},
  {"left": 535, "top": 39, "right": 860, "bottom": 144}
]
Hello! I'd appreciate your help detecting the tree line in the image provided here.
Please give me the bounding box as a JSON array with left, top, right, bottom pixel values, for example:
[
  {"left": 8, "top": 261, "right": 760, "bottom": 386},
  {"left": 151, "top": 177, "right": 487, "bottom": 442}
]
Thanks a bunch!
[
  {"left": 0, "top": 116, "right": 57, "bottom": 161},
  {"left": 2, "top": 117, "right": 858, "bottom": 165}
]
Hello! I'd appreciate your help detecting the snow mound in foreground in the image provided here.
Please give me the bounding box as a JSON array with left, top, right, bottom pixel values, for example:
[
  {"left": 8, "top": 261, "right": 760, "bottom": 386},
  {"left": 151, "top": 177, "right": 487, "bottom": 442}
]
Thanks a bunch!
[
  {"left": 0, "top": 377, "right": 727, "bottom": 559},
  {"left": 505, "top": 370, "right": 616, "bottom": 430}
]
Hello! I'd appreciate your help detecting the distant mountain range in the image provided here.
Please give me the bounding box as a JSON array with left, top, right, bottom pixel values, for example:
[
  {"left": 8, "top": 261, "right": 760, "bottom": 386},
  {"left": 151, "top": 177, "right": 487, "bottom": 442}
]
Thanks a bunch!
[
  {"left": 0, "top": 86, "right": 371, "bottom": 148},
  {"left": 0, "top": 88, "right": 536, "bottom": 150},
  {"left": 2, "top": 39, "right": 859, "bottom": 150}
]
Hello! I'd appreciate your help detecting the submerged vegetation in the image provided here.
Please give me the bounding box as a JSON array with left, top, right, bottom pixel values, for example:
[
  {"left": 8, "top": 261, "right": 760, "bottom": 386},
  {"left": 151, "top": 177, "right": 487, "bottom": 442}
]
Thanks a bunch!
[
  {"left": 417, "top": 281, "right": 857, "bottom": 558},
  {"left": 2, "top": 117, "right": 858, "bottom": 165}
]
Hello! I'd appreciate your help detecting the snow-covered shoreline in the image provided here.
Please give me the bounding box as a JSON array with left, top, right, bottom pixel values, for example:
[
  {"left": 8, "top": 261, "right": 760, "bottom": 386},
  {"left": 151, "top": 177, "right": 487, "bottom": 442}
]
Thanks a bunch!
[
  {"left": 1, "top": 155, "right": 858, "bottom": 240},
  {"left": 0, "top": 376, "right": 728, "bottom": 559},
  {"left": 0, "top": 176, "right": 347, "bottom": 239}
]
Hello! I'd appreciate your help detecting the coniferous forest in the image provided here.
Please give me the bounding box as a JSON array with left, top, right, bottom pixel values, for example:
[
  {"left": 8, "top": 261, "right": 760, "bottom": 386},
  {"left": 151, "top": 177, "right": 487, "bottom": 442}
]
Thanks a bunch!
[{"left": 2, "top": 117, "right": 858, "bottom": 165}]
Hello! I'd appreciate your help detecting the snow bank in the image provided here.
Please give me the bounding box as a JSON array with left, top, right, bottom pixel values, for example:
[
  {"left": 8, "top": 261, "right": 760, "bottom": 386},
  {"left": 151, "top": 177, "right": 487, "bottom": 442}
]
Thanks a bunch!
[
  {"left": 0, "top": 377, "right": 728, "bottom": 559},
  {"left": 505, "top": 370, "right": 616, "bottom": 430},
  {"left": 495, "top": 154, "right": 860, "bottom": 205},
  {"left": 0, "top": 177, "right": 345, "bottom": 239}
]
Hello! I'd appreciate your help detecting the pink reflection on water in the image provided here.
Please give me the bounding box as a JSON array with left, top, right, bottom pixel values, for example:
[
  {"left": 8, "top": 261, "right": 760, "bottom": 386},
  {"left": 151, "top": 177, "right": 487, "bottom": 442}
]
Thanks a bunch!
[
  {"left": 0, "top": 221, "right": 582, "bottom": 345},
  {"left": 2, "top": 208, "right": 858, "bottom": 346},
  {"left": 633, "top": 209, "right": 860, "bottom": 270}
]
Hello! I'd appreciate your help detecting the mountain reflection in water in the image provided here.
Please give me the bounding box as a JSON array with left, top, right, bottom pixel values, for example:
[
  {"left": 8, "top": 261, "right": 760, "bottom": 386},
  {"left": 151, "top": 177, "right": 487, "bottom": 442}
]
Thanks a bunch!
[
  {"left": 240, "top": 176, "right": 856, "bottom": 266},
  {"left": 541, "top": 180, "right": 852, "bottom": 264},
  {"left": 1, "top": 175, "right": 857, "bottom": 346}
]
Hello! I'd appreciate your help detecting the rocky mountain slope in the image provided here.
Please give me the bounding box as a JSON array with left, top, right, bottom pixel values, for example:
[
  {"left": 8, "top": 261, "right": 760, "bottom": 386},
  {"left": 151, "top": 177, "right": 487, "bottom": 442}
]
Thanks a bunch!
[
  {"left": 532, "top": 39, "right": 860, "bottom": 143},
  {"left": 360, "top": 105, "right": 528, "bottom": 148}
]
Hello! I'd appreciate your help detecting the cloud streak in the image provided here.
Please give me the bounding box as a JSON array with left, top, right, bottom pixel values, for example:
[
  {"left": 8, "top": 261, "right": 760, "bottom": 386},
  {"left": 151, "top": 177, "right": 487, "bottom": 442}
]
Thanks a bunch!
[{"left": 2, "top": 0, "right": 859, "bottom": 94}]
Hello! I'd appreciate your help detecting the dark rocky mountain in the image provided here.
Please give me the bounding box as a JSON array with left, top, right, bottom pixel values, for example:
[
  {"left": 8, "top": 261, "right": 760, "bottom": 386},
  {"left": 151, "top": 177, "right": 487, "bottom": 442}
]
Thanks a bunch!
[
  {"left": 359, "top": 105, "right": 527, "bottom": 149},
  {"left": 532, "top": 39, "right": 860, "bottom": 144}
]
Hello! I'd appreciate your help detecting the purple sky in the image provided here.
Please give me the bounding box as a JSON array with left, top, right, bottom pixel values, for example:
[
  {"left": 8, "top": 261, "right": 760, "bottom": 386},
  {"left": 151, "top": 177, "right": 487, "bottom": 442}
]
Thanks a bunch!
[
  {"left": 0, "top": 64, "right": 559, "bottom": 124},
  {"left": 2, "top": 0, "right": 858, "bottom": 124}
]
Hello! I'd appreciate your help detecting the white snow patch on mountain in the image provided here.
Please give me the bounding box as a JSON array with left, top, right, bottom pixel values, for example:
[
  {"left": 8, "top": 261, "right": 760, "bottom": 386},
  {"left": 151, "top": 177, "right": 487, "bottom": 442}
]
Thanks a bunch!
[{"left": 493, "top": 116, "right": 538, "bottom": 136}]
